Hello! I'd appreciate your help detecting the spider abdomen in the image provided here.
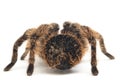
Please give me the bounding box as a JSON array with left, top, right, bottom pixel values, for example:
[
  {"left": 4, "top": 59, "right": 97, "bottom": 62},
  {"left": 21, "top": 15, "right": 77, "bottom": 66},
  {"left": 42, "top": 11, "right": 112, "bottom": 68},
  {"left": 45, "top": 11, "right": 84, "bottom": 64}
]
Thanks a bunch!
[{"left": 45, "top": 34, "right": 83, "bottom": 70}]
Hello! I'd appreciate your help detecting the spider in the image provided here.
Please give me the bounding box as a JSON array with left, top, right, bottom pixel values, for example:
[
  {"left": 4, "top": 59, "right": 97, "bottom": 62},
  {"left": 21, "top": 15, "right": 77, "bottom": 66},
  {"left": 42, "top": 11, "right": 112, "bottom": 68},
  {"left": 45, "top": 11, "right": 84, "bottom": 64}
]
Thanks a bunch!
[{"left": 4, "top": 21, "right": 115, "bottom": 76}]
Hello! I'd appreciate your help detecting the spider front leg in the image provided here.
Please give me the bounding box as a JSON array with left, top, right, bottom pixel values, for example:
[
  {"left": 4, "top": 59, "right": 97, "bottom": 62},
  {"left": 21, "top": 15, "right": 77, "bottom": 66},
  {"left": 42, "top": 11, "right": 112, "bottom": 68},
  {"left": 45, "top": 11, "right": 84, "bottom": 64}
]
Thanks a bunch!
[
  {"left": 4, "top": 34, "right": 27, "bottom": 71},
  {"left": 89, "top": 37, "right": 98, "bottom": 76},
  {"left": 26, "top": 33, "right": 38, "bottom": 76},
  {"left": 98, "top": 35, "right": 115, "bottom": 59},
  {"left": 4, "top": 28, "right": 36, "bottom": 71}
]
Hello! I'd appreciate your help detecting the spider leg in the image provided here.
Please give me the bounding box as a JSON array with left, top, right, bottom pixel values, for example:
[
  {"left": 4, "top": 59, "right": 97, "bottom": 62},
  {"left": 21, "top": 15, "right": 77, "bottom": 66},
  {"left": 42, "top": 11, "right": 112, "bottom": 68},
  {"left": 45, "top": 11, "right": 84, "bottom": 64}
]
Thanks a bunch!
[
  {"left": 27, "top": 49, "right": 35, "bottom": 76},
  {"left": 21, "top": 40, "right": 30, "bottom": 60},
  {"left": 89, "top": 37, "right": 98, "bottom": 76},
  {"left": 21, "top": 48, "right": 30, "bottom": 60},
  {"left": 97, "top": 34, "right": 115, "bottom": 59},
  {"left": 4, "top": 28, "right": 36, "bottom": 71},
  {"left": 27, "top": 34, "right": 37, "bottom": 76},
  {"left": 4, "top": 34, "right": 27, "bottom": 71}
]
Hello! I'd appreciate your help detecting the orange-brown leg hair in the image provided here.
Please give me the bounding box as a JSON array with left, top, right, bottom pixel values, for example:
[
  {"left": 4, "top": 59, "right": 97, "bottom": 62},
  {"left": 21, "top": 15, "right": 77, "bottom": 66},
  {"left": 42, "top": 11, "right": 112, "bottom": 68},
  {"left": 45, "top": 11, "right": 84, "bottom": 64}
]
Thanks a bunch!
[
  {"left": 98, "top": 35, "right": 115, "bottom": 59},
  {"left": 4, "top": 34, "right": 27, "bottom": 71},
  {"left": 89, "top": 37, "right": 98, "bottom": 76}
]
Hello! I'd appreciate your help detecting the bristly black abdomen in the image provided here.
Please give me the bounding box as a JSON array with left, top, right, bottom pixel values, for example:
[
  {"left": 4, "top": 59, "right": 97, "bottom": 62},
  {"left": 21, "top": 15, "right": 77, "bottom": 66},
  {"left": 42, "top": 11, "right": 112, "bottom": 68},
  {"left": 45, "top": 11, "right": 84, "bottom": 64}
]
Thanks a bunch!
[{"left": 45, "top": 34, "right": 81, "bottom": 70}]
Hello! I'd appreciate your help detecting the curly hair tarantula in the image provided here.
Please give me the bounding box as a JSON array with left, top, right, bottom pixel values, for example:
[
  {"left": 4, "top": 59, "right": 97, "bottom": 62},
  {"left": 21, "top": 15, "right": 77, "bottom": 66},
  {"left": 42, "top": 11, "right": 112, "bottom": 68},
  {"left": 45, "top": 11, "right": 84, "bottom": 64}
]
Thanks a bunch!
[{"left": 4, "top": 21, "right": 115, "bottom": 76}]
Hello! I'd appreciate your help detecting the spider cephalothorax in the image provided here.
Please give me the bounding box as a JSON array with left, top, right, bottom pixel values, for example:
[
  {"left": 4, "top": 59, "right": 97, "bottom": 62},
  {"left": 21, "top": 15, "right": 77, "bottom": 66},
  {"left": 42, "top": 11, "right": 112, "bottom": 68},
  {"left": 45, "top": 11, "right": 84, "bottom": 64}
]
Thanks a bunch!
[{"left": 4, "top": 21, "right": 114, "bottom": 76}]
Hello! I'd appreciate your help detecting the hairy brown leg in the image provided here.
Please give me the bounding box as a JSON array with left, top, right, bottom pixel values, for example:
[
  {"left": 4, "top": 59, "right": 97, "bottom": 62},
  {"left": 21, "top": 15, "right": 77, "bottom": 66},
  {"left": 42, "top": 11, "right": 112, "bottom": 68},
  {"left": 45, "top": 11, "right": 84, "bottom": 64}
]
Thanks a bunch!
[
  {"left": 98, "top": 35, "right": 115, "bottom": 59},
  {"left": 26, "top": 34, "right": 37, "bottom": 76},
  {"left": 4, "top": 34, "right": 27, "bottom": 71},
  {"left": 21, "top": 41, "right": 30, "bottom": 60},
  {"left": 21, "top": 48, "right": 30, "bottom": 60},
  {"left": 27, "top": 50, "right": 35, "bottom": 76},
  {"left": 89, "top": 37, "right": 98, "bottom": 76}
]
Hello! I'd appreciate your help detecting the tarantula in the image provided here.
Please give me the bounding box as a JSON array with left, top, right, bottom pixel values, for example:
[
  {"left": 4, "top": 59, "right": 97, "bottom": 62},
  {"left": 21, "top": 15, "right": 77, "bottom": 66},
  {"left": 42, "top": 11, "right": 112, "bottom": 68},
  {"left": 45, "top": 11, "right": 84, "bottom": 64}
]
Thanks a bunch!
[{"left": 4, "top": 21, "right": 114, "bottom": 76}]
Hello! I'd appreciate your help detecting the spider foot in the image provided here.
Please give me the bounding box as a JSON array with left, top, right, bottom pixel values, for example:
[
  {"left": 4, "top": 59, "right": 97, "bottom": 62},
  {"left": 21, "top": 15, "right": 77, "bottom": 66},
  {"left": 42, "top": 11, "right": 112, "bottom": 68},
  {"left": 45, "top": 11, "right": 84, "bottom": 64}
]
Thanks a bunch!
[
  {"left": 4, "top": 62, "right": 15, "bottom": 71},
  {"left": 105, "top": 53, "right": 115, "bottom": 59},
  {"left": 27, "top": 64, "right": 34, "bottom": 76},
  {"left": 20, "top": 56, "right": 25, "bottom": 60},
  {"left": 92, "top": 66, "right": 98, "bottom": 76}
]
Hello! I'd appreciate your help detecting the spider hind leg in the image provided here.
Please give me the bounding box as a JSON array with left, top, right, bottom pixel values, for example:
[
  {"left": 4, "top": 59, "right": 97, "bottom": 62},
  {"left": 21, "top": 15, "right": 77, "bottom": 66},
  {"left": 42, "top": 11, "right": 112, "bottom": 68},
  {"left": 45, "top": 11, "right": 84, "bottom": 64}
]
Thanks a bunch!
[
  {"left": 21, "top": 48, "right": 30, "bottom": 60},
  {"left": 21, "top": 41, "right": 31, "bottom": 60}
]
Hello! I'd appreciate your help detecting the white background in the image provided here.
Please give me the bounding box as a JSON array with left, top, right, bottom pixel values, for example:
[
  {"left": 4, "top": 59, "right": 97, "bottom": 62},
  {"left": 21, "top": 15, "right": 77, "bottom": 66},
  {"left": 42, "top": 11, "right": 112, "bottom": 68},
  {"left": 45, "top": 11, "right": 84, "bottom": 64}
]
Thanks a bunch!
[{"left": 0, "top": 0, "right": 120, "bottom": 80}]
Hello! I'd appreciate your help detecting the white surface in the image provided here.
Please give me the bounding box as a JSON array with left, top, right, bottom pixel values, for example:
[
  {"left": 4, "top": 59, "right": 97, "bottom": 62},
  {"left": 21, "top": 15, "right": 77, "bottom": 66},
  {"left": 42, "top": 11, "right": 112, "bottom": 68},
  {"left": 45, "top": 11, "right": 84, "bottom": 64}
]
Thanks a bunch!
[{"left": 0, "top": 0, "right": 120, "bottom": 80}]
